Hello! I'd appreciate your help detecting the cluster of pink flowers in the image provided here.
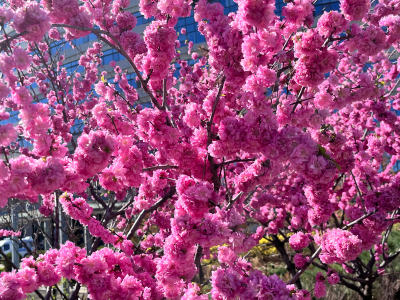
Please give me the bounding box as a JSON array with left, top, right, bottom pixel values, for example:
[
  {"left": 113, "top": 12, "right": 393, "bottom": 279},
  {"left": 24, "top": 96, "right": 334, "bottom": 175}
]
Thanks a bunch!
[
  {"left": 0, "top": 0, "right": 400, "bottom": 298},
  {"left": 289, "top": 232, "right": 311, "bottom": 251},
  {"left": 282, "top": 0, "right": 314, "bottom": 28},
  {"left": 176, "top": 175, "right": 215, "bottom": 221},
  {"left": 340, "top": 0, "right": 371, "bottom": 20},
  {"left": 0, "top": 242, "right": 154, "bottom": 300},
  {"left": 138, "top": 20, "right": 177, "bottom": 84},
  {"left": 236, "top": 0, "right": 275, "bottom": 30},
  {"left": 12, "top": 2, "right": 52, "bottom": 42},
  {"left": 0, "top": 123, "right": 17, "bottom": 147},
  {"left": 315, "top": 229, "right": 363, "bottom": 264},
  {"left": 379, "top": 15, "right": 400, "bottom": 43},
  {"left": 0, "top": 230, "right": 20, "bottom": 237},
  {"left": 100, "top": 138, "right": 143, "bottom": 192},
  {"left": 60, "top": 193, "right": 134, "bottom": 255},
  {"left": 293, "top": 30, "right": 338, "bottom": 88},
  {"left": 317, "top": 11, "right": 349, "bottom": 37},
  {"left": 73, "top": 131, "right": 115, "bottom": 179}
]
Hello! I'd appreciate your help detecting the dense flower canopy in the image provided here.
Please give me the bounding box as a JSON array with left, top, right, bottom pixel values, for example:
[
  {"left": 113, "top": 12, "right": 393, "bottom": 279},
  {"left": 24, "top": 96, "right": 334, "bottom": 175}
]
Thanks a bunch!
[{"left": 0, "top": 0, "right": 400, "bottom": 299}]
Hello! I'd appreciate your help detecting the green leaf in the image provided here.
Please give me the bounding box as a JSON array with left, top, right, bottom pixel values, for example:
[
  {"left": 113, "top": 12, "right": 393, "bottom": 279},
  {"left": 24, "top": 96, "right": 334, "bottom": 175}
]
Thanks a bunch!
[
  {"left": 318, "top": 144, "right": 341, "bottom": 170},
  {"left": 104, "top": 146, "right": 111, "bottom": 153},
  {"left": 317, "top": 144, "right": 328, "bottom": 157},
  {"left": 331, "top": 159, "right": 341, "bottom": 170}
]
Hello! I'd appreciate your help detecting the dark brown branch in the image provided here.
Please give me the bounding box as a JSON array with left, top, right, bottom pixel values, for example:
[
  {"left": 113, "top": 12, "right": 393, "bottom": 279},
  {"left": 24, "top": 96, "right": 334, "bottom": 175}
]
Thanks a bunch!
[
  {"left": 217, "top": 158, "right": 255, "bottom": 167},
  {"left": 88, "top": 184, "right": 108, "bottom": 210},
  {"left": 378, "top": 248, "right": 400, "bottom": 270},
  {"left": 44, "top": 287, "right": 52, "bottom": 300},
  {"left": 350, "top": 170, "right": 366, "bottom": 212},
  {"left": 69, "top": 283, "right": 81, "bottom": 300},
  {"left": 54, "top": 285, "right": 68, "bottom": 300},
  {"left": 55, "top": 192, "right": 60, "bottom": 249},
  {"left": 272, "top": 235, "right": 302, "bottom": 289},
  {"left": 332, "top": 213, "right": 340, "bottom": 228},
  {"left": 162, "top": 78, "right": 167, "bottom": 109},
  {"left": 338, "top": 278, "right": 366, "bottom": 298},
  {"left": 282, "top": 32, "right": 294, "bottom": 51},
  {"left": 0, "top": 30, "right": 28, "bottom": 49},
  {"left": 205, "top": 77, "right": 227, "bottom": 192},
  {"left": 126, "top": 186, "right": 176, "bottom": 240},
  {"left": 291, "top": 86, "right": 306, "bottom": 114},
  {"left": 193, "top": 245, "right": 204, "bottom": 284},
  {"left": 142, "top": 165, "right": 178, "bottom": 172},
  {"left": 208, "top": 76, "right": 226, "bottom": 134},
  {"left": 144, "top": 69, "right": 153, "bottom": 84},
  {"left": 226, "top": 192, "right": 243, "bottom": 210},
  {"left": 2, "top": 147, "right": 10, "bottom": 167},
  {"left": 342, "top": 209, "right": 376, "bottom": 230},
  {"left": 312, "top": 261, "right": 369, "bottom": 284}
]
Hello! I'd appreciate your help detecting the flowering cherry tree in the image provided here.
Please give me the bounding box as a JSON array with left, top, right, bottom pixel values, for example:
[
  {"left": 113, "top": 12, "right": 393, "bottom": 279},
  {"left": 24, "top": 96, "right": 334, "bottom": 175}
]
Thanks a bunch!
[{"left": 0, "top": 0, "right": 400, "bottom": 299}]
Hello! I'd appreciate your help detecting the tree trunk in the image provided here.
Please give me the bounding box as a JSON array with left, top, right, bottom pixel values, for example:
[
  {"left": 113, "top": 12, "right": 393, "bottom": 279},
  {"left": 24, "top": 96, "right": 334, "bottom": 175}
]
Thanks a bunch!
[{"left": 271, "top": 235, "right": 302, "bottom": 289}]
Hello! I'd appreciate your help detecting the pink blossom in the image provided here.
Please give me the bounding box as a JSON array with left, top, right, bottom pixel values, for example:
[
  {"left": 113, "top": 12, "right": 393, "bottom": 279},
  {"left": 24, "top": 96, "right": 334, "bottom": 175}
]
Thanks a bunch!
[
  {"left": 12, "top": 87, "right": 32, "bottom": 107},
  {"left": 0, "top": 123, "right": 17, "bottom": 147},
  {"left": 314, "top": 281, "right": 326, "bottom": 298},
  {"left": 317, "top": 11, "right": 349, "bottom": 37},
  {"left": 73, "top": 131, "right": 115, "bottom": 179},
  {"left": 0, "top": 82, "right": 10, "bottom": 101},
  {"left": 28, "top": 157, "right": 66, "bottom": 195},
  {"left": 12, "top": 2, "right": 52, "bottom": 42},
  {"left": 340, "top": 0, "right": 371, "bottom": 20},
  {"left": 327, "top": 271, "right": 340, "bottom": 285},
  {"left": 316, "top": 229, "right": 363, "bottom": 264},
  {"left": 294, "top": 253, "right": 308, "bottom": 268},
  {"left": 289, "top": 232, "right": 311, "bottom": 250},
  {"left": 12, "top": 47, "right": 32, "bottom": 71}
]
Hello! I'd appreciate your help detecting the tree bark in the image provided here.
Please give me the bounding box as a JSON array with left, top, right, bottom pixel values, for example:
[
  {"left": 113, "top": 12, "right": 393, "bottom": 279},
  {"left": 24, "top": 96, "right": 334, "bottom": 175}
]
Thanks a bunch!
[{"left": 271, "top": 235, "right": 302, "bottom": 289}]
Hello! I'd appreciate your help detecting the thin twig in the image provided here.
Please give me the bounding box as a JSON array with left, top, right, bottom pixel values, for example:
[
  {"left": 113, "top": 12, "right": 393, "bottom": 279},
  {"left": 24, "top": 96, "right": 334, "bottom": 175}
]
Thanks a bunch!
[
  {"left": 52, "top": 24, "right": 164, "bottom": 111},
  {"left": 142, "top": 165, "right": 178, "bottom": 172},
  {"left": 54, "top": 285, "right": 68, "bottom": 300},
  {"left": 226, "top": 192, "right": 244, "bottom": 210},
  {"left": 291, "top": 86, "right": 306, "bottom": 114},
  {"left": 88, "top": 184, "right": 108, "bottom": 210},
  {"left": 217, "top": 158, "right": 255, "bottom": 167},
  {"left": 162, "top": 78, "right": 167, "bottom": 109},
  {"left": 350, "top": 170, "right": 366, "bottom": 212},
  {"left": 208, "top": 76, "right": 226, "bottom": 136}
]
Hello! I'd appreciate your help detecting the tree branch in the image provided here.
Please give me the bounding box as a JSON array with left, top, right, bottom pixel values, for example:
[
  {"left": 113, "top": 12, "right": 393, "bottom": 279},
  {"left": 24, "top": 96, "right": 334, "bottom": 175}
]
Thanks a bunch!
[
  {"left": 88, "top": 184, "right": 108, "bottom": 210},
  {"left": 142, "top": 165, "right": 178, "bottom": 172},
  {"left": 44, "top": 287, "right": 52, "bottom": 300},
  {"left": 288, "top": 210, "right": 377, "bottom": 284},
  {"left": 350, "top": 170, "right": 366, "bottom": 212},
  {"left": 291, "top": 86, "right": 306, "bottom": 114},
  {"left": 217, "top": 158, "right": 255, "bottom": 167},
  {"left": 69, "top": 283, "right": 81, "bottom": 300},
  {"left": 208, "top": 76, "right": 226, "bottom": 134},
  {"left": 226, "top": 192, "right": 243, "bottom": 210},
  {"left": 126, "top": 186, "right": 176, "bottom": 240},
  {"left": 162, "top": 78, "right": 167, "bottom": 109},
  {"left": 193, "top": 245, "right": 204, "bottom": 284}
]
